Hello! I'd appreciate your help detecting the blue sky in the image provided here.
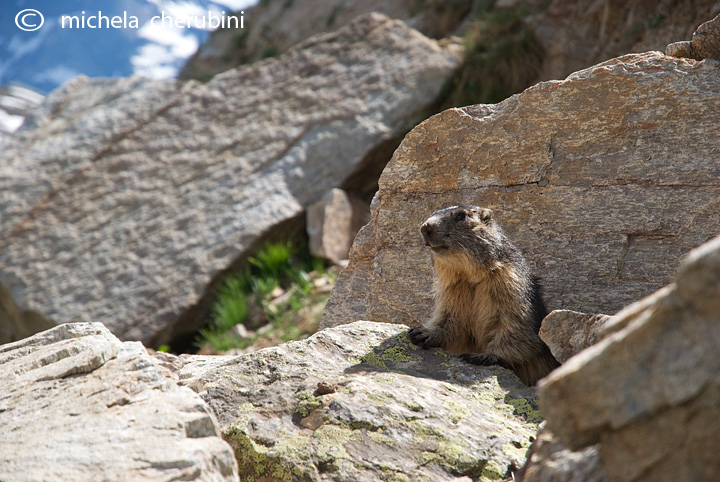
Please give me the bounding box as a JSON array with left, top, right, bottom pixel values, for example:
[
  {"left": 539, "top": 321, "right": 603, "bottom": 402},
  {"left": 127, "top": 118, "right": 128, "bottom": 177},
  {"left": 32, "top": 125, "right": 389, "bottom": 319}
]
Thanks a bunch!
[{"left": 1, "top": 0, "right": 256, "bottom": 93}]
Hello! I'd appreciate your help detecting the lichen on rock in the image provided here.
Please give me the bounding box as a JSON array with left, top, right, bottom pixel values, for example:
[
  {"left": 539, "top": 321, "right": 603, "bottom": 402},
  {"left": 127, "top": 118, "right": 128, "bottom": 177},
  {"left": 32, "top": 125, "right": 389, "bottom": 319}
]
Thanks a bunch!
[{"left": 177, "top": 321, "right": 540, "bottom": 481}]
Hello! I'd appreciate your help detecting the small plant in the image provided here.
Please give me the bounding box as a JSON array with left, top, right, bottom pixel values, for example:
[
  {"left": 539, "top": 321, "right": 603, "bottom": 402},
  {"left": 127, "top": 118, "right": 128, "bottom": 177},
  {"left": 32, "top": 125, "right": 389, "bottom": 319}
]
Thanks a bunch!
[
  {"left": 248, "top": 241, "right": 295, "bottom": 282},
  {"left": 196, "top": 242, "right": 331, "bottom": 353},
  {"left": 212, "top": 276, "right": 249, "bottom": 330}
]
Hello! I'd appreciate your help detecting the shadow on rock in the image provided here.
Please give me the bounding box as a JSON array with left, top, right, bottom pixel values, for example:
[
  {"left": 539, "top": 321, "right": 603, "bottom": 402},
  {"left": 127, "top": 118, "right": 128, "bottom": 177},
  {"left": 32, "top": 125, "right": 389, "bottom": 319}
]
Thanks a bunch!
[{"left": 345, "top": 327, "right": 539, "bottom": 419}]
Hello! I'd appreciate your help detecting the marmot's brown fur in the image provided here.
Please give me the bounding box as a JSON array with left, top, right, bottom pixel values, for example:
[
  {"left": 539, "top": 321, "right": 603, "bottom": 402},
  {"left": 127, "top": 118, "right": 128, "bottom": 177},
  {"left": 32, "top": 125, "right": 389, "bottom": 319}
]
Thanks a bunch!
[{"left": 408, "top": 205, "right": 559, "bottom": 386}]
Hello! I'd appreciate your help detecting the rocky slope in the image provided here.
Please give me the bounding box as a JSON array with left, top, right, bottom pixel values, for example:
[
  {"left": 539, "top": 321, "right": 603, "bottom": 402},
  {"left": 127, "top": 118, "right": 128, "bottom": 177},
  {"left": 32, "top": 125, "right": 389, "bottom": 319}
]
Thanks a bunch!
[
  {"left": 180, "top": 0, "right": 720, "bottom": 85},
  {"left": 322, "top": 50, "right": 720, "bottom": 329},
  {"left": 0, "top": 14, "right": 461, "bottom": 348}
]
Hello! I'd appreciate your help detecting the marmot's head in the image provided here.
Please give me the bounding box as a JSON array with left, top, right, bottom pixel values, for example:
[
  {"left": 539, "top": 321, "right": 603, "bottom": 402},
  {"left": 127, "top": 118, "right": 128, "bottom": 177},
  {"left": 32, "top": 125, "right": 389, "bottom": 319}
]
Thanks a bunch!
[{"left": 420, "top": 205, "right": 505, "bottom": 265}]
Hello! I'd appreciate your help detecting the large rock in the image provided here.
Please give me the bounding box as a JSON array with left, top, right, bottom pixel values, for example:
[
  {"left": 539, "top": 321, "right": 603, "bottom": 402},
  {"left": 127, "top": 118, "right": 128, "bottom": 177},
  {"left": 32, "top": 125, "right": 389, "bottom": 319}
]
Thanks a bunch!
[
  {"left": 174, "top": 321, "right": 541, "bottom": 481},
  {"left": 0, "top": 14, "right": 462, "bottom": 347},
  {"left": 322, "top": 51, "right": 720, "bottom": 330},
  {"left": 537, "top": 234, "right": 720, "bottom": 482},
  {"left": 0, "top": 322, "right": 238, "bottom": 481},
  {"left": 179, "top": 0, "right": 470, "bottom": 80}
]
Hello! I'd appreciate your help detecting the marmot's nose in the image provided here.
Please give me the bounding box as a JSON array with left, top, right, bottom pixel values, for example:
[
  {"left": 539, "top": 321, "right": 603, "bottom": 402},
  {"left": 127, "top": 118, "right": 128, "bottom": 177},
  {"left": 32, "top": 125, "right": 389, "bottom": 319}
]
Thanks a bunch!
[{"left": 421, "top": 223, "right": 432, "bottom": 239}]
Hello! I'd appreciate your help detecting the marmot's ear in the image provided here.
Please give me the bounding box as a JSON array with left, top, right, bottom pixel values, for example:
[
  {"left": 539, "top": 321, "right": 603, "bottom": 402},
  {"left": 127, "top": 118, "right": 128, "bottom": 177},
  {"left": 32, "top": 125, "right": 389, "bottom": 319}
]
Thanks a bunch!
[{"left": 478, "top": 208, "right": 493, "bottom": 223}]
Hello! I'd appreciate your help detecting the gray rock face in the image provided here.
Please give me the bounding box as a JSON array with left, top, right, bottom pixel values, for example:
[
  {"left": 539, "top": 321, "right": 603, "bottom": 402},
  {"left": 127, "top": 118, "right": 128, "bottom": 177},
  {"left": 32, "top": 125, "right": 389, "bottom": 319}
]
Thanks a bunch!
[
  {"left": 0, "top": 322, "right": 238, "bottom": 482},
  {"left": 322, "top": 51, "right": 720, "bottom": 331},
  {"left": 175, "top": 321, "right": 541, "bottom": 481},
  {"left": 0, "top": 13, "right": 462, "bottom": 346},
  {"left": 538, "top": 234, "right": 720, "bottom": 482}
]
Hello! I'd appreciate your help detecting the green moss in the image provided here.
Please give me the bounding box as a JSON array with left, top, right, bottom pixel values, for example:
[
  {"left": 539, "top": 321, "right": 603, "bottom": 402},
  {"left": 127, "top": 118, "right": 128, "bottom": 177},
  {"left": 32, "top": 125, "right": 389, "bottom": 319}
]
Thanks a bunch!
[
  {"left": 406, "top": 401, "right": 424, "bottom": 412},
  {"left": 238, "top": 402, "right": 256, "bottom": 412},
  {"left": 350, "top": 420, "right": 381, "bottom": 431},
  {"left": 367, "top": 391, "right": 395, "bottom": 404},
  {"left": 381, "top": 467, "right": 410, "bottom": 482},
  {"left": 395, "top": 331, "right": 419, "bottom": 349},
  {"left": 433, "top": 348, "right": 449, "bottom": 357},
  {"left": 368, "top": 431, "right": 395, "bottom": 446},
  {"left": 502, "top": 441, "right": 530, "bottom": 460},
  {"left": 404, "top": 420, "right": 445, "bottom": 444},
  {"left": 360, "top": 352, "right": 388, "bottom": 370},
  {"left": 480, "top": 460, "right": 506, "bottom": 480},
  {"left": 469, "top": 377, "right": 506, "bottom": 407},
  {"left": 504, "top": 396, "right": 543, "bottom": 423},
  {"left": 313, "top": 425, "right": 356, "bottom": 461},
  {"left": 404, "top": 411, "right": 517, "bottom": 478},
  {"left": 442, "top": 382, "right": 461, "bottom": 393},
  {"left": 224, "top": 425, "right": 292, "bottom": 482},
  {"left": 416, "top": 451, "right": 440, "bottom": 466},
  {"left": 417, "top": 438, "right": 490, "bottom": 477},
  {"left": 379, "top": 345, "right": 418, "bottom": 363},
  {"left": 295, "top": 390, "right": 322, "bottom": 417},
  {"left": 232, "top": 416, "right": 251, "bottom": 430},
  {"left": 443, "top": 399, "right": 471, "bottom": 424},
  {"left": 374, "top": 374, "right": 397, "bottom": 384}
]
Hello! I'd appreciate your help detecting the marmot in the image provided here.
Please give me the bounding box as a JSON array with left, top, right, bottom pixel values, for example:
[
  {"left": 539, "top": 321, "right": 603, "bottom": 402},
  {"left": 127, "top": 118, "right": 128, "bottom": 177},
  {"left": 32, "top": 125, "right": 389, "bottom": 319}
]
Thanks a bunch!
[{"left": 408, "top": 205, "right": 559, "bottom": 386}]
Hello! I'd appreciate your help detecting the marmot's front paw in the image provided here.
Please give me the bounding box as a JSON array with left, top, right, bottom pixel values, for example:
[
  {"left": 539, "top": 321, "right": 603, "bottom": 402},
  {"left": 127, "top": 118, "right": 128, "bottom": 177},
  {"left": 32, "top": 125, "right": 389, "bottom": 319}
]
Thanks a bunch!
[
  {"left": 407, "top": 327, "right": 441, "bottom": 349},
  {"left": 459, "top": 353, "right": 509, "bottom": 368}
]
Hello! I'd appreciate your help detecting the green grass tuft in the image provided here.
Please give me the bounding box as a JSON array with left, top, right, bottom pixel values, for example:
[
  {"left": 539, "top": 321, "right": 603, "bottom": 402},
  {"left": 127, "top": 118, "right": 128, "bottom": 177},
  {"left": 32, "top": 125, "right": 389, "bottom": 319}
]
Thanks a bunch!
[{"left": 196, "top": 242, "right": 331, "bottom": 353}]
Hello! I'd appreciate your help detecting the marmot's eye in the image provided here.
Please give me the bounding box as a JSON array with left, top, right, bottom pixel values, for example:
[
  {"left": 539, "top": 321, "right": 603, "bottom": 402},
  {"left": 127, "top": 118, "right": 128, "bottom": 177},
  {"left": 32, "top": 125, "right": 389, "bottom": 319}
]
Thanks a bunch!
[{"left": 454, "top": 212, "right": 466, "bottom": 222}]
